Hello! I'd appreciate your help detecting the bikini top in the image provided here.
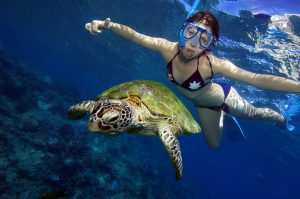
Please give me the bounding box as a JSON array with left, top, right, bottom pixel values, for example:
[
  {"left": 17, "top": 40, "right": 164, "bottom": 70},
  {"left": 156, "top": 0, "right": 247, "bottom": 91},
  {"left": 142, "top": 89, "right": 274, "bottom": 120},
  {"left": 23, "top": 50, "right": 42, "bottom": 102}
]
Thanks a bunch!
[{"left": 167, "top": 51, "right": 214, "bottom": 91}]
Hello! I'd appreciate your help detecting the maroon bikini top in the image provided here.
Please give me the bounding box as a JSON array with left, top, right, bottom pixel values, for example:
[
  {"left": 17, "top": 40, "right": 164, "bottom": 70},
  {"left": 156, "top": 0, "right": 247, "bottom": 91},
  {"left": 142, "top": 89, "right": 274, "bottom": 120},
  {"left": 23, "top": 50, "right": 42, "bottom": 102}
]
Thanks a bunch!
[{"left": 167, "top": 51, "right": 214, "bottom": 91}]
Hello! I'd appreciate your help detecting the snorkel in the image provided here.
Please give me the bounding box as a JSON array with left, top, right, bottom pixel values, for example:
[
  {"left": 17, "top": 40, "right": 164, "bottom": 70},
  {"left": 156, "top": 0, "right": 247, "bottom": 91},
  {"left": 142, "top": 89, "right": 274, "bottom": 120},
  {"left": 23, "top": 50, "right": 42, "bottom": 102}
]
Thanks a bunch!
[{"left": 179, "top": 0, "right": 201, "bottom": 48}]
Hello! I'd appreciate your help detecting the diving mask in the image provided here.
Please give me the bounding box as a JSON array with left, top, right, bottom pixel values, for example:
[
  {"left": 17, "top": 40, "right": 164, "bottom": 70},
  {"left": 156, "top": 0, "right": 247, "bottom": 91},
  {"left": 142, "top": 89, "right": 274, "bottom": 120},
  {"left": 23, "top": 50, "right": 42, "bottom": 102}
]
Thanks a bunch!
[{"left": 179, "top": 22, "right": 215, "bottom": 49}]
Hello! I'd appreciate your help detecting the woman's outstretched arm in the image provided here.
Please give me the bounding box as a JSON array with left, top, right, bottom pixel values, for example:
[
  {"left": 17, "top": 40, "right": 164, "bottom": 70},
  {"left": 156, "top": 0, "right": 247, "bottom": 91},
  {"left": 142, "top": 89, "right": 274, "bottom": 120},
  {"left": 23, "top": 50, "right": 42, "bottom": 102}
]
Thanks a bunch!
[
  {"left": 211, "top": 55, "right": 300, "bottom": 94},
  {"left": 85, "top": 18, "right": 175, "bottom": 56}
]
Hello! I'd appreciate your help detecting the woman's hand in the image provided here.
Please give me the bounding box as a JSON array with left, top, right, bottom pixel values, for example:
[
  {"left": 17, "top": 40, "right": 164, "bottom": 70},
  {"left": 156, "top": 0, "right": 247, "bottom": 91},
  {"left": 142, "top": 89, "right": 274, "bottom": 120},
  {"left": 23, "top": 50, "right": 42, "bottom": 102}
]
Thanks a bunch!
[{"left": 85, "top": 18, "right": 111, "bottom": 35}]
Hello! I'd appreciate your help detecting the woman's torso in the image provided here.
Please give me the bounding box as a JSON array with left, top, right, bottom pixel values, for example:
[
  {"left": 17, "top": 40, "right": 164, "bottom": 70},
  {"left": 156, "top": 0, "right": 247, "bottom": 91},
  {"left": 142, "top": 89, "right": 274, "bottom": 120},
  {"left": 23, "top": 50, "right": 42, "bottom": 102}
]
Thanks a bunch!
[{"left": 164, "top": 43, "right": 226, "bottom": 106}]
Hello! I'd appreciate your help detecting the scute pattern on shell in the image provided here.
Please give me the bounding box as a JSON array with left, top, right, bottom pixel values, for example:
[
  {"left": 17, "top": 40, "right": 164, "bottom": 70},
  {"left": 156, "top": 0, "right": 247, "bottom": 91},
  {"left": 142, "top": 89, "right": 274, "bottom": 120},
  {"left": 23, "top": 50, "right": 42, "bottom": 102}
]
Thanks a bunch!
[{"left": 96, "top": 80, "right": 200, "bottom": 134}]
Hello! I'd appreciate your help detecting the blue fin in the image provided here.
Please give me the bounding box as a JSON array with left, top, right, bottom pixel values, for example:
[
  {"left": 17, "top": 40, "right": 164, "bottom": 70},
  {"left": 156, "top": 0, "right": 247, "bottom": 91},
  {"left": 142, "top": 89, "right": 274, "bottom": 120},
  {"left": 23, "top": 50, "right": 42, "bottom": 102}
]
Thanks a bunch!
[
  {"left": 286, "top": 122, "right": 295, "bottom": 132},
  {"left": 275, "top": 117, "right": 295, "bottom": 132},
  {"left": 224, "top": 115, "right": 245, "bottom": 141},
  {"left": 276, "top": 103, "right": 296, "bottom": 132},
  {"left": 230, "top": 116, "right": 246, "bottom": 139}
]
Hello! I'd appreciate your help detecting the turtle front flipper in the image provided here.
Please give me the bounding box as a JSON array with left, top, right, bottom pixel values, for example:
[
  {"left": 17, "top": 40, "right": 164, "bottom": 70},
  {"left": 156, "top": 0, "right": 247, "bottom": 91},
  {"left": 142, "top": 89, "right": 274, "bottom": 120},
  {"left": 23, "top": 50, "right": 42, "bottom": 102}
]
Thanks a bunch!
[
  {"left": 158, "top": 122, "right": 183, "bottom": 180},
  {"left": 68, "top": 100, "right": 96, "bottom": 120}
]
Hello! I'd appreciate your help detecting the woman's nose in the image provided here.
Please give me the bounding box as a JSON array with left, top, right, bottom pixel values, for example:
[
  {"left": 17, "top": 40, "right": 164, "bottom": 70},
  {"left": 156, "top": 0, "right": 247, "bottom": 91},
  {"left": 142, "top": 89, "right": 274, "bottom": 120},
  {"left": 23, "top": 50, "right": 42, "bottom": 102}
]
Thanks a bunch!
[{"left": 189, "top": 38, "right": 199, "bottom": 47}]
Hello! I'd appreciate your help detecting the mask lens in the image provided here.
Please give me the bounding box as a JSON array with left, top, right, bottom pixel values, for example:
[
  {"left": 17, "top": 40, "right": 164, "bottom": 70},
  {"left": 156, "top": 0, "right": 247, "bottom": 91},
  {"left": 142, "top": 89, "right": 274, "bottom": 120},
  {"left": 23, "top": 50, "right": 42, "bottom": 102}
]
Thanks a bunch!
[
  {"left": 199, "top": 32, "right": 213, "bottom": 48},
  {"left": 181, "top": 23, "right": 215, "bottom": 48},
  {"left": 183, "top": 24, "right": 198, "bottom": 39}
]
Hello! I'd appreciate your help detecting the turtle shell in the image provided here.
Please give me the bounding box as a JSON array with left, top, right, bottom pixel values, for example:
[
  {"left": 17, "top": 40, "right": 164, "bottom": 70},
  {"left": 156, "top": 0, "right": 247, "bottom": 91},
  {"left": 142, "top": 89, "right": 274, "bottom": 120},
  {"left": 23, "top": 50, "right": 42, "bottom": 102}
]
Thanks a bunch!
[{"left": 96, "top": 80, "right": 200, "bottom": 134}]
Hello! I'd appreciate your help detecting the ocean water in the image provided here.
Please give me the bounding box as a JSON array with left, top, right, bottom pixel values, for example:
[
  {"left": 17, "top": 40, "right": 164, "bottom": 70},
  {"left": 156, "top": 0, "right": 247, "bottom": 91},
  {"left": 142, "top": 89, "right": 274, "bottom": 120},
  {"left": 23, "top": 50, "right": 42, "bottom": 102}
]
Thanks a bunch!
[{"left": 0, "top": 0, "right": 300, "bottom": 198}]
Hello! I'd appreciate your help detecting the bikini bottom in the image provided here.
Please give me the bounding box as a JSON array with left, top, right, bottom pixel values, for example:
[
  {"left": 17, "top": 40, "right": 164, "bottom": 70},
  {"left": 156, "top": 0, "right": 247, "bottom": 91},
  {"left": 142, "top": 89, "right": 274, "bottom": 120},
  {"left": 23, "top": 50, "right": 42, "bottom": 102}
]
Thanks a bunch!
[{"left": 195, "top": 82, "right": 231, "bottom": 114}]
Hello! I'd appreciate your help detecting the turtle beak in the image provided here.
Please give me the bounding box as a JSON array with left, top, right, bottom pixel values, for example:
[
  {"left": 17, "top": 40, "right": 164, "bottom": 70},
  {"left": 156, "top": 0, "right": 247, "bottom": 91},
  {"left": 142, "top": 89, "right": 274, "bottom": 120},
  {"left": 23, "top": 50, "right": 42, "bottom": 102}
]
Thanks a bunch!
[
  {"left": 88, "top": 120, "right": 99, "bottom": 132},
  {"left": 88, "top": 114, "right": 98, "bottom": 132}
]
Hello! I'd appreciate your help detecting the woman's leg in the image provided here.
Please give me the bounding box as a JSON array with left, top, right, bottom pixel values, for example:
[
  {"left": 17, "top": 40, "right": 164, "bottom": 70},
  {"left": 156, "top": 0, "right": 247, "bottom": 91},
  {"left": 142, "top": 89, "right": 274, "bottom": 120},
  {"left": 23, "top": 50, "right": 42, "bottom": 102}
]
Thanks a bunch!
[
  {"left": 196, "top": 86, "right": 285, "bottom": 149},
  {"left": 196, "top": 107, "right": 223, "bottom": 149},
  {"left": 225, "top": 87, "right": 285, "bottom": 124}
]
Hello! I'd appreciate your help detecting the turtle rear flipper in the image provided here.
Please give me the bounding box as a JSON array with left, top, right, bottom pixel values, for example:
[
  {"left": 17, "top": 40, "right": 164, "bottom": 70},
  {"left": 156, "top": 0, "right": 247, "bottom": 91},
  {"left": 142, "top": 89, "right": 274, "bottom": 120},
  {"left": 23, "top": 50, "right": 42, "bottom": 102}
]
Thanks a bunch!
[
  {"left": 68, "top": 100, "right": 95, "bottom": 120},
  {"left": 158, "top": 121, "right": 183, "bottom": 180}
]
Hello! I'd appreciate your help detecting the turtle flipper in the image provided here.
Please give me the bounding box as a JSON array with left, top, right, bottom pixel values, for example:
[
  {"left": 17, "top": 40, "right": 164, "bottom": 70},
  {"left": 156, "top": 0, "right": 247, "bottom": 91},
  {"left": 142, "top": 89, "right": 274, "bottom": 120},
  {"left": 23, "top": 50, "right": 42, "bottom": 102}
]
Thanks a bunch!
[
  {"left": 158, "top": 124, "right": 183, "bottom": 180},
  {"left": 68, "top": 100, "right": 95, "bottom": 120}
]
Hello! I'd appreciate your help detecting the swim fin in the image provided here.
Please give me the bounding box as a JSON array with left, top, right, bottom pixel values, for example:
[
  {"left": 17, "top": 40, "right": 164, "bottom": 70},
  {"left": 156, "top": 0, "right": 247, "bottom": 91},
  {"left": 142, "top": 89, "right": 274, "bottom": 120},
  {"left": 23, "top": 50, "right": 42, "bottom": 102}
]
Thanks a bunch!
[
  {"left": 274, "top": 117, "right": 295, "bottom": 132},
  {"left": 276, "top": 105, "right": 296, "bottom": 132},
  {"left": 224, "top": 115, "right": 246, "bottom": 141}
]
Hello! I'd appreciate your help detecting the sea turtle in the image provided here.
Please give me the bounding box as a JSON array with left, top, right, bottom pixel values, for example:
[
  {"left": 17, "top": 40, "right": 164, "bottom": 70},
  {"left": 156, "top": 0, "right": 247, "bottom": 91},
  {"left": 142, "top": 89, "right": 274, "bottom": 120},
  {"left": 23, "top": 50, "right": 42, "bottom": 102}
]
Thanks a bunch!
[{"left": 68, "top": 80, "right": 201, "bottom": 180}]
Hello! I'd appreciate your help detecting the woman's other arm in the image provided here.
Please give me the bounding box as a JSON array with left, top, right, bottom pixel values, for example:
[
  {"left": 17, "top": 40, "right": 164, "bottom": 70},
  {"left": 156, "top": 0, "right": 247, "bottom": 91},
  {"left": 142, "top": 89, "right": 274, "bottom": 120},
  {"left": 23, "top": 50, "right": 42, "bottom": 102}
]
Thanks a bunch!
[{"left": 211, "top": 55, "right": 300, "bottom": 94}]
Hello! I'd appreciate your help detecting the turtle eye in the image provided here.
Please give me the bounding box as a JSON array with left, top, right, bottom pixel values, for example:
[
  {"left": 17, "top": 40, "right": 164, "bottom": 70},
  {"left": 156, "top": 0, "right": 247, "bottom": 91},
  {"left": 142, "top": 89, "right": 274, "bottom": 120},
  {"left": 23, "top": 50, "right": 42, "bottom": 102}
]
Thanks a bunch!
[
  {"left": 102, "top": 111, "right": 120, "bottom": 123},
  {"left": 108, "top": 116, "right": 119, "bottom": 123}
]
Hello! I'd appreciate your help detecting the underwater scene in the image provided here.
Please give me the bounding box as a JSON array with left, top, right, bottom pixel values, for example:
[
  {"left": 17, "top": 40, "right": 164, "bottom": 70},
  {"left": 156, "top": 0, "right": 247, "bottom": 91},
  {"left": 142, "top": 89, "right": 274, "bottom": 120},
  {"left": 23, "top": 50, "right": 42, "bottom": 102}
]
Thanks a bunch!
[{"left": 0, "top": 0, "right": 300, "bottom": 198}]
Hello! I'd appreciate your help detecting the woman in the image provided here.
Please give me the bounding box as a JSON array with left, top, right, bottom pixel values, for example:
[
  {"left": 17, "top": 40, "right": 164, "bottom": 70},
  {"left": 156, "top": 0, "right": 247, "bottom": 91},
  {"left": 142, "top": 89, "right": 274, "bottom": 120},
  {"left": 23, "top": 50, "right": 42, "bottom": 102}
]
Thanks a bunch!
[{"left": 85, "top": 11, "right": 300, "bottom": 149}]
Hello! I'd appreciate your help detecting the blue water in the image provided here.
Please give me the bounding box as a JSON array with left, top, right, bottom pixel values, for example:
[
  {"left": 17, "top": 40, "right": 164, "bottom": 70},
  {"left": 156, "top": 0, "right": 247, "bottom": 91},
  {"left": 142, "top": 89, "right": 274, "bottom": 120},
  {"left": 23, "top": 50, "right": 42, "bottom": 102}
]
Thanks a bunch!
[{"left": 1, "top": 0, "right": 300, "bottom": 198}]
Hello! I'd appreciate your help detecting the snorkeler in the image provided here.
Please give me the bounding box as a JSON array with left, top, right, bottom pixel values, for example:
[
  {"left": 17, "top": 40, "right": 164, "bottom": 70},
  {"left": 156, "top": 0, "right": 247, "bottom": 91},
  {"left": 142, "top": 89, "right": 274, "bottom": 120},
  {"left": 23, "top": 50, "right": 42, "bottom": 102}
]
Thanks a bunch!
[{"left": 85, "top": 11, "right": 300, "bottom": 149}]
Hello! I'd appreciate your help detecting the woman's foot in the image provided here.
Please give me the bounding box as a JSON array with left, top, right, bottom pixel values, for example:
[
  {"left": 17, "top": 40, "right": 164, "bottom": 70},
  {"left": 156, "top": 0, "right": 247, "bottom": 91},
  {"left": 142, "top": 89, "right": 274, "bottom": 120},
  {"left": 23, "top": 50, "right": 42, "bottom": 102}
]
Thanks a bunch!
[{"left": 275, "top": 117, "right": 295, "bottom": 132}]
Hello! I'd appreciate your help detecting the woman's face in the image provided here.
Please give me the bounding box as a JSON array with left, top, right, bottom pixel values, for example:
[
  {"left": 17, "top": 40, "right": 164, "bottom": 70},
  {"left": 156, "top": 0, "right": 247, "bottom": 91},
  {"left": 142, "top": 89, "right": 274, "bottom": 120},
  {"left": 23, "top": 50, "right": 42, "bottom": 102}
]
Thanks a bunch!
[{"left": 181, "top": 22, "right": 213, "bottom": 60}]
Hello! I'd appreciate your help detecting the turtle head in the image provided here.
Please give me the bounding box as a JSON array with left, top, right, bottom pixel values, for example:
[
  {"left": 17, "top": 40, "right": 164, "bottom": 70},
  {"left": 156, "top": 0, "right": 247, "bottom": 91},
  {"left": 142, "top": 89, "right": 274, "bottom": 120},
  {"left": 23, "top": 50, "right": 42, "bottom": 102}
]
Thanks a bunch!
[{"left": 88, "top": 99, "right": 132, "bottom": 134}]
